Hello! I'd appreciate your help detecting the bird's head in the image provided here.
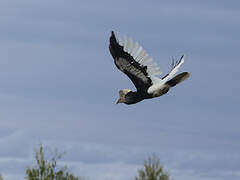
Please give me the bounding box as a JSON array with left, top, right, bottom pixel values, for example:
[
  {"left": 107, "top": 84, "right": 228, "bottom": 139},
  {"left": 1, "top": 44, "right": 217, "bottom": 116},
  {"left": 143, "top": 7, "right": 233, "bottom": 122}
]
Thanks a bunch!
[{"left": 116, "top": 89, "right": 131, "bottom": 104}]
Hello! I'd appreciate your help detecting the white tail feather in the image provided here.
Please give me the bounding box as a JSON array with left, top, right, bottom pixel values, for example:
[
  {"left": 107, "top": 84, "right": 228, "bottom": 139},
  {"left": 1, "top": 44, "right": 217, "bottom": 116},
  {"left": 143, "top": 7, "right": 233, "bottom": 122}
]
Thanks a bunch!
[{"left": 163, "top": 55, "right": 185, "bottom": 81}]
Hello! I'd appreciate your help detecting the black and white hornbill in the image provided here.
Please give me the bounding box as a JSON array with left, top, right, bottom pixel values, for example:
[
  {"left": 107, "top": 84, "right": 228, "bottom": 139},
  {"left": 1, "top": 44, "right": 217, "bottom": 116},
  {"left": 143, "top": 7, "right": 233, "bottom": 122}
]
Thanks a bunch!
[{"left": 109, "top": 31, "right": 190, "bottom": 105}]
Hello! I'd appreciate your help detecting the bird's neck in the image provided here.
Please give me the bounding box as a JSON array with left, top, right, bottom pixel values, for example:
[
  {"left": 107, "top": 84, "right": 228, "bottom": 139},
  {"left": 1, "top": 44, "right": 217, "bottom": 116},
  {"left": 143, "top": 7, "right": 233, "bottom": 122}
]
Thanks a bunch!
[{"left": 125, "top": 91, "right": 143, "bottom": 104}]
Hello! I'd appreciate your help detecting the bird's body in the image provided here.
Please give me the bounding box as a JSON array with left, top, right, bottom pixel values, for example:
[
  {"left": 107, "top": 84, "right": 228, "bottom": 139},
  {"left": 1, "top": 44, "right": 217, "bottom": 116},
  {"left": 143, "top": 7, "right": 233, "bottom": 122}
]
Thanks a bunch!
[{"left": 109, "top": 31, "right": 190, "bottom": 105}]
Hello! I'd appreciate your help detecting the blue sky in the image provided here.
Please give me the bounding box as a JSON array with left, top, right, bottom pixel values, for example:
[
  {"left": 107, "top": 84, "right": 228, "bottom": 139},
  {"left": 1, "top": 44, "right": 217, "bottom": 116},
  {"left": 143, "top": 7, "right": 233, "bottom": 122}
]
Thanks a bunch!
[{"left": 0, "top": 0, "right": 239, "bottom": 179}]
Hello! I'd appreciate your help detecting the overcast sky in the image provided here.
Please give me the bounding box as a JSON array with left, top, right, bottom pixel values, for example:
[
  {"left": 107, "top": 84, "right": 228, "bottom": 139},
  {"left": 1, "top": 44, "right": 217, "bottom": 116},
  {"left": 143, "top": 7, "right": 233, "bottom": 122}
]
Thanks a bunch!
[{"left": 0, "top": 0, "right": 239, "bottom": 180}]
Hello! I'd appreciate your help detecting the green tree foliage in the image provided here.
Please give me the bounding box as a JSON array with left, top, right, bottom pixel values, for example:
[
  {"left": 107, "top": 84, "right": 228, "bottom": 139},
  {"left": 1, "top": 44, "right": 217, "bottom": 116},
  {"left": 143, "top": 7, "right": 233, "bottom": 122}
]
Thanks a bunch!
[
  {"left": 0, "top": 174, "right": 3, "bottom": 180},
  {"left": 26, "top": 145, "right": 80, "bottom": 180},
  {"left": 135, "top": 155, "right": 171, "bottom": 180}
]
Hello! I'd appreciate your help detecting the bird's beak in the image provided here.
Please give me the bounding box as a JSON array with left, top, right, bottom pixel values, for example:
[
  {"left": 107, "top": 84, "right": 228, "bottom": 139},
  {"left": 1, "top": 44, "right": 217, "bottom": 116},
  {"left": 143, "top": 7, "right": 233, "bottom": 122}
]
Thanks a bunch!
[
  {"left": 116, "top": 99, "right": 120, "bottom": 104},
  {"left": 116, "top": 98, "right": 122, "bottom": 104}
]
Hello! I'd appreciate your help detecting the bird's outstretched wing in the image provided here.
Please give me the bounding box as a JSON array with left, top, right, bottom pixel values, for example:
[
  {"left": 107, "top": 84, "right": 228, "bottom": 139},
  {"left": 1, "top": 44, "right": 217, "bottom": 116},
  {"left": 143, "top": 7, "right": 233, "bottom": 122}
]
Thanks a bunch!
[{"left": 109, "top": 31, "right": 162, "bottom": 93}]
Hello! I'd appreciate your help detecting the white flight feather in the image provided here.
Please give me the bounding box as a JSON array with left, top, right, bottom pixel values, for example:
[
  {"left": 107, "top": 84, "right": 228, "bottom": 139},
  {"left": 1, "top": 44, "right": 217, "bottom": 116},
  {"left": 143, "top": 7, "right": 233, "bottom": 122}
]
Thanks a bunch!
[
  {"left": 136, "top": 50, "right": 146, "bottom": 62},
  {"left": 131, "top": 42, "right": 139, "bottom": 56},
  {"left": 130, "top": 41, "right": 138, "bottom": 55},
  {"left": 142, "top": 56, "right": 153, "bottom": 64},
  {"left": 123, "top": 36, "right": 128, "bottom": 52},
  {"left": 115, "top": 33, "right": 162, "bottom": 78},
  {"left": 116, "top": 32, "right": 123, "bottom": 46},
  {"left": 133, "top": 46, "right": 143, "bottom": 59},
  {"left": 139, "top": 53, "right": 148, "bottom": 63},
  {"left": 127, "top": 38, "right": 133, "bottom": 53}
]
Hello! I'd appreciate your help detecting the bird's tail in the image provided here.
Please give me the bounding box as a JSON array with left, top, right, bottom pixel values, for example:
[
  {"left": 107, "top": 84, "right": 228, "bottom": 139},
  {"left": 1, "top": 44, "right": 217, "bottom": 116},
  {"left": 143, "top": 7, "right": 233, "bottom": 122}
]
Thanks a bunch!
[{"left": 166, "top": 72, "right": 190, "bottom": 87}]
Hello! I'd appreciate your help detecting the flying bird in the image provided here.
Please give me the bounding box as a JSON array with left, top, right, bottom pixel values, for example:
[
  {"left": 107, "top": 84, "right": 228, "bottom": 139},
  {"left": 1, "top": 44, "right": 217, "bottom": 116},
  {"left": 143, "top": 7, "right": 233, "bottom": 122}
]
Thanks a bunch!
[{"left": 109, "top": 31, "right": 190, "bottom": 105}]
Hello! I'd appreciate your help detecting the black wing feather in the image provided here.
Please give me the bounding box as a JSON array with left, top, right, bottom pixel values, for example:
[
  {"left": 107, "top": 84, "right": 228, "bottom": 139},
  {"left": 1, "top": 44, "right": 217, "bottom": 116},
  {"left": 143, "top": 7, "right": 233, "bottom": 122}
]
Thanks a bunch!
[{"left": 109, "top": 31, "right": 152, "bottom": 93}]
